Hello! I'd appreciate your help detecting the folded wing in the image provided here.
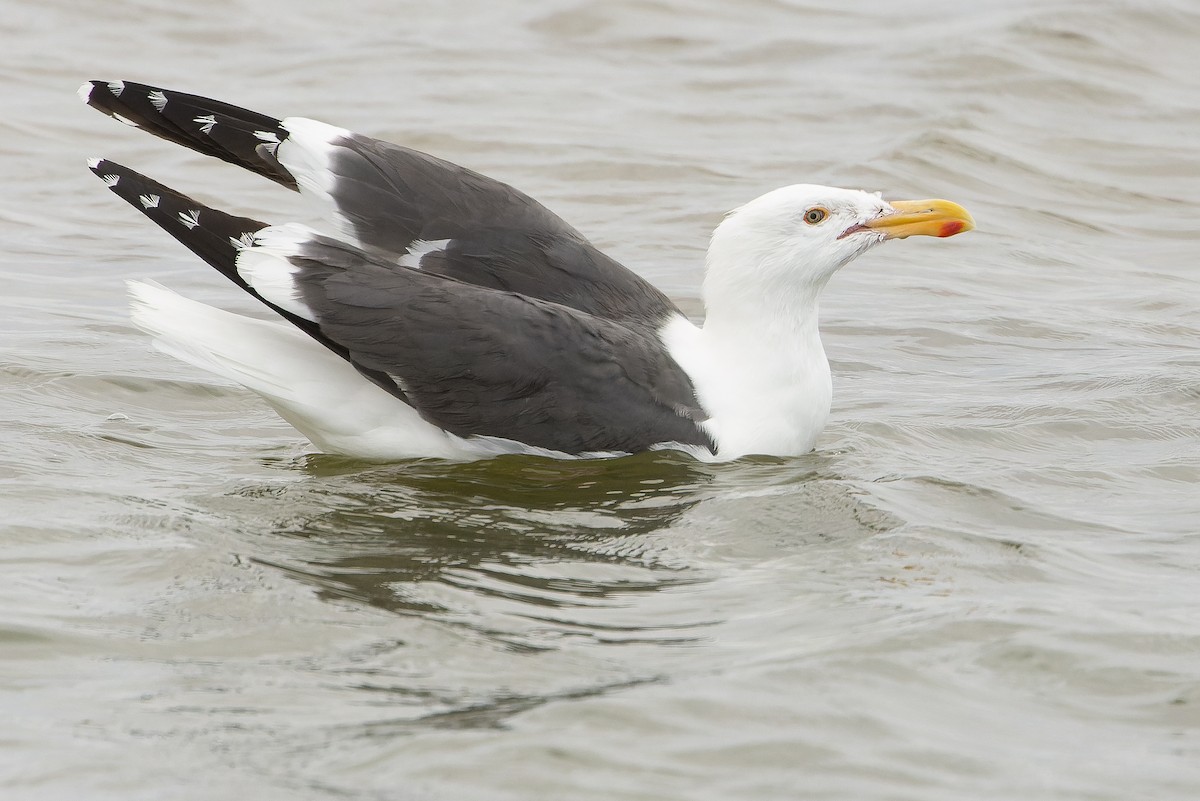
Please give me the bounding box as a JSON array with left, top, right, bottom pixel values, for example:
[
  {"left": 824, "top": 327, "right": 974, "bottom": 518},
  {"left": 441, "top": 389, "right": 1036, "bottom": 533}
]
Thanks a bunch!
[{"left": 88, "top": 158, "right": 712, "bottom": 454}]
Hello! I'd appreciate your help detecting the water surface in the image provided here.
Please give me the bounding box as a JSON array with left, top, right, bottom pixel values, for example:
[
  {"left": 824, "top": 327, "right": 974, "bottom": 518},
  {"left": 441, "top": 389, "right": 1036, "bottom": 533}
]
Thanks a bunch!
[{"left": 3, "top": 1, "right": 1200, "bottom": 798}]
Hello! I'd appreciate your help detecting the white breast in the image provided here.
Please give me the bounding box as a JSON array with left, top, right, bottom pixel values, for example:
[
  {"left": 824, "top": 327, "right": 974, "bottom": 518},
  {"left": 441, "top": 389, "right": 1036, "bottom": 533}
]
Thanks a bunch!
[{"left": 660, "top": 314, "right": 832, "bottom": 458}]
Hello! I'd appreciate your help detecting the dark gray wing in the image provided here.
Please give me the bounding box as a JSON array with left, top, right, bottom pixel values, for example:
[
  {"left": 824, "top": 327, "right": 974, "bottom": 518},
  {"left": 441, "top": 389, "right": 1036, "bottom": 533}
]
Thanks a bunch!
[
  {"left": 81, "top": 80, "right": 684, "bottom": 334},
  {"left": 284, "top": 234, "right": 713, "bottom": 454},
  {"left": 320, "top": 136, "right": 683, "bottom": 331}
]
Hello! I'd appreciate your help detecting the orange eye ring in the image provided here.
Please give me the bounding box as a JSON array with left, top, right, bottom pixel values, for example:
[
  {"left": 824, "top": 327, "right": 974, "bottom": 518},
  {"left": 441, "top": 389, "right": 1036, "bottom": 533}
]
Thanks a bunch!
[{"left": 804, "top": 207, "right": 828, "bottom": 225}]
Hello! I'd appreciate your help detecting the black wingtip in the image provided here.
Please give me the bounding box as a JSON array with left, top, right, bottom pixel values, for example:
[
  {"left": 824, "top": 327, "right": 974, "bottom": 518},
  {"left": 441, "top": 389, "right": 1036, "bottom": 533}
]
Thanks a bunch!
[
  {"left": 86, "top": 155, "right": 121, "bottom": 188},
  {"left": 78, "top": 79, "right": 124, "bottom": 101},
  {"left": 84, "top": 157, "right": 268, "bottom": 287},
  {"left": 78, "top": 79, "right": 298, "bottom": 191},
  {"left": 78, "top": 79, "right": 116, "bottom": 107},
  {"left": 79, "top": 79, "right": 140, "bottom": 124}
]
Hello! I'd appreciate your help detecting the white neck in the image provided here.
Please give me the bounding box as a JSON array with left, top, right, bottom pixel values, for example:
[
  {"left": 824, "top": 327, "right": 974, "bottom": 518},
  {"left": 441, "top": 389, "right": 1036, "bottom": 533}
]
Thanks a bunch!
[{"left": 662, "top": 259, "right": 835, "bottom": 459}]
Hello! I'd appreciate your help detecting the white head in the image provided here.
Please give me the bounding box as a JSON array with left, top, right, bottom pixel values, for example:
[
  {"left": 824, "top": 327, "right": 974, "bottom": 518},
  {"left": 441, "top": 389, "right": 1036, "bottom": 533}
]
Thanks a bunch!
[{"left": 702, "top": 184, "right": 974, "bottom": 327}]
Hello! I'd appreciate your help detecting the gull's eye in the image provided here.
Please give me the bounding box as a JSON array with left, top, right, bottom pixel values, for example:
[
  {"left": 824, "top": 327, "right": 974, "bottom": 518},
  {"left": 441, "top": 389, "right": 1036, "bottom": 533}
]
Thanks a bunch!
[{"left": 804, "top": 207, "right": 828, "bottom": 225}]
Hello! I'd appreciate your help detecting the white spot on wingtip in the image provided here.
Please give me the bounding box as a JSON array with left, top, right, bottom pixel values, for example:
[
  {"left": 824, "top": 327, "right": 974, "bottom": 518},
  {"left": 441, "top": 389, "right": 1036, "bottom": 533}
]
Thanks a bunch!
[
  {"left": 194, "top": 114, "right": 216, "bottom": 135},
  {"left": 101, "top": 173, "right": 120, "bottom": 187},
  {"left": 86, "top": 156, "right": 102, "bottom": 169},
  {"left": 77, "top": 82, "right": 94, "bottom": 104},
  {"left": 148, "top": 90, "right": 167, "bottom": 112},
  {"left": 178, "top": 209, "right": 201, "bottom": 229},
  {"left": 107, "top": 80, "right": 125, "bottom": 97},
  {"left": 138, "top": 193, "right": 161, "bottom": 209},
  {"left": 229, "top": 232, "right": 257, "bottom": 250},
  {"left": 254, "top": 130, "right": 281, "bottom": 156}
]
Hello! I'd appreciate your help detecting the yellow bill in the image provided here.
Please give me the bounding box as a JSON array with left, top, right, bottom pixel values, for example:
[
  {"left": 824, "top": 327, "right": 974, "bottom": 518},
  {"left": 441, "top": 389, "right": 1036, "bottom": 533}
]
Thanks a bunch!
[{"left": 864, "top": 198, "right": 976, "bottom": 239}]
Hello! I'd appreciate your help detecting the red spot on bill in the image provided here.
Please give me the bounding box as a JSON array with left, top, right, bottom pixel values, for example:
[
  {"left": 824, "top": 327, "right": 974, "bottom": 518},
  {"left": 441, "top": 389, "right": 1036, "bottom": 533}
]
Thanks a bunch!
[{"left": 939, "top": 220, "right": 966, "bottom": 238}]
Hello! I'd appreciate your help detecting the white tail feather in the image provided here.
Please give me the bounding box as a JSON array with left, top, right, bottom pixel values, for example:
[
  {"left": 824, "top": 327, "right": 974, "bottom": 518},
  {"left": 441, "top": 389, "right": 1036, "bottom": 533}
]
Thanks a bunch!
[{"left": 126, "top": 281, "right": 476, "bottom": 459}]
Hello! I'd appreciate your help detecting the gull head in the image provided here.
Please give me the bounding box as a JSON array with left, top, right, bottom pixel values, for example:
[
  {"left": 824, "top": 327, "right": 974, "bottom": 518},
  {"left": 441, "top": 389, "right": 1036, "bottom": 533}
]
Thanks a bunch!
[{"left": 703, "top": 184, "right": 974, "bottom": 314}]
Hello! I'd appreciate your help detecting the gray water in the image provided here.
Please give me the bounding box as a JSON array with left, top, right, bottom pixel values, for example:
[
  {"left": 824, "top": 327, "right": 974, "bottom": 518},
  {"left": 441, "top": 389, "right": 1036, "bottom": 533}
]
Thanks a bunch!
[{"left": 3, "top": 0, "right": 1200, "bottom": 798}]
